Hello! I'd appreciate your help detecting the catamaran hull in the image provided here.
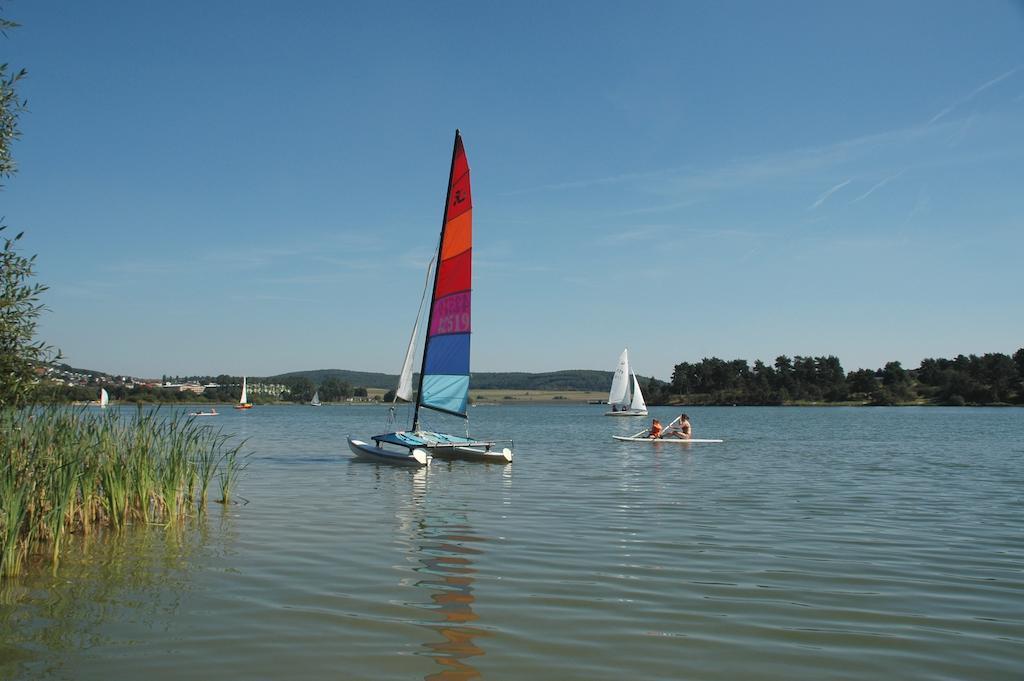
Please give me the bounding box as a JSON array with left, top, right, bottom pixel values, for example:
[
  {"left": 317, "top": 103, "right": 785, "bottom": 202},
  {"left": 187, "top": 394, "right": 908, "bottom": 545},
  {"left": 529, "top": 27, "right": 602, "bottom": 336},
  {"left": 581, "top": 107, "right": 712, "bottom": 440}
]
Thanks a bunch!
[
  {"left": 605, "top": 409, "right": 648, "bottom": 416},
  {"left": 613, "top": 436, "right": 723, "bottom": 443},
  {"left": 429, "top": 446, "right": 513, "bottom": 463},
  {"left": 347, "top": 437, "right": 430, "bottom": 467}
]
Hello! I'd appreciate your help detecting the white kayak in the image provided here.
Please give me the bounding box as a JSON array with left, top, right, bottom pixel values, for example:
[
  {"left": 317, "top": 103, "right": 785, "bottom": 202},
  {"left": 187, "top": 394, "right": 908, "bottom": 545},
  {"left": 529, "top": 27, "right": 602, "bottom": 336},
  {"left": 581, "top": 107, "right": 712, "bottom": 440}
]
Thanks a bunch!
[{"left": 613, "top": 436, "right": 724, "bottom": 443}]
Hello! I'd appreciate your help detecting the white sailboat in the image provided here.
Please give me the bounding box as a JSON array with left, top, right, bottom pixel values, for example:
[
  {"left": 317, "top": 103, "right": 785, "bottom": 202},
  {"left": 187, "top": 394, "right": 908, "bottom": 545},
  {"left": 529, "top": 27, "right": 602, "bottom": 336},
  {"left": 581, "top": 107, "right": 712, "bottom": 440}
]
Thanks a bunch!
[
  {"left": 99, "top": 388, "right": 109, "bottom": 408},
  {"left": 604, "top": 348, "right": 648, "bottom": 416},
  {"left": 310, "top": 391, "right": 321, "bottom": 406},
  {"left": 348, "top": 131, "right": 512, "bottom": 466},
  {"left": 235, "top": 376, "right": 253, "bottom": 409}
]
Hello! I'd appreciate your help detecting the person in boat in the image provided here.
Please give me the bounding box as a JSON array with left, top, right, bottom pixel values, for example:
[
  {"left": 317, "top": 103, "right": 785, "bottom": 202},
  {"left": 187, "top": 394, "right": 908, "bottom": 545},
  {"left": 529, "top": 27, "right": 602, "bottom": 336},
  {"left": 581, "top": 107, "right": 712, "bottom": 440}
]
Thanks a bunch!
[
  {"left": 647, "top": 418, "right": 663, "bottom": 439},
  {"left": 666, "top": 414, "right": 692, "bottom": 439}
]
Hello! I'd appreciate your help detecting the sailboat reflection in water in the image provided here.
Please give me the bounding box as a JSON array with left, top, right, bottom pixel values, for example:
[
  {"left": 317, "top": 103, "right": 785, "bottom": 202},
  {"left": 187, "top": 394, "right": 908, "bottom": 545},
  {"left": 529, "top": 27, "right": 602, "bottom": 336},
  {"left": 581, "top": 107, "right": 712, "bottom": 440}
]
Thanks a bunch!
[{"left": 412, "top": 518, "right": 491, "bottom": 680}]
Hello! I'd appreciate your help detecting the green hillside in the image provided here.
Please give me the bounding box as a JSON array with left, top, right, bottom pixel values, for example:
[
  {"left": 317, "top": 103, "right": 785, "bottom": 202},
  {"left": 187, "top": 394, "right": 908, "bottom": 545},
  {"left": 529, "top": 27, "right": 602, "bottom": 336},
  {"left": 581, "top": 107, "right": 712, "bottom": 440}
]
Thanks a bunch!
[{"left": 267, "top": 368, "right": 613, "bottom": 392}]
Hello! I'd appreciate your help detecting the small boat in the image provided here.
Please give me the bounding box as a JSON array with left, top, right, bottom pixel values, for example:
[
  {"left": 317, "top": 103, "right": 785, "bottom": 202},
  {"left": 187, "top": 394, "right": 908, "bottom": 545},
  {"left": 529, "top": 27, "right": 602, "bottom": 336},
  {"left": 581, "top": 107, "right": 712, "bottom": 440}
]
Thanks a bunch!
[
  {"left": 348, "top": 131, "right": 512, "bottom": 466},
  {"left": 613, "top": 436, "right": 723, "bottom": 443},
  {"left": 310, "top": 391, "right": 321, "bottom": 406},
  {"left": 234, "top": 376, "right": 253, "bottom": 410},
  {"left": 614, "top": 416, "right": 722, "bottom": 443},
  {"left": 604, "top": 349, "right": 648, "bottom": 416},
  {"left": 189, "top": 408, "right": 218, "bottom": 417},
  {"left": 99, "top": 388, "right": 109, "bottom": 408}
]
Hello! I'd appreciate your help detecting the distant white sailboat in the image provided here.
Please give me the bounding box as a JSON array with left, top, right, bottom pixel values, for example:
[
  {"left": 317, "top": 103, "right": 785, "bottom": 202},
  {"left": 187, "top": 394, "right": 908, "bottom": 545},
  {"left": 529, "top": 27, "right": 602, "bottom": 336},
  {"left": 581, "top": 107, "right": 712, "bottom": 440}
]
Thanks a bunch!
[
  {"left": 604, "top": 348, "right": 648, "bottom": 416},
  {"left": 310, "top": 391, "right": 321, "bottom": 406},
  {"left": 235, "top": 376, "right": 253, "bottom": 409},
  {"left": 99, "top": 388, "right": 109, "bottom": 408}
]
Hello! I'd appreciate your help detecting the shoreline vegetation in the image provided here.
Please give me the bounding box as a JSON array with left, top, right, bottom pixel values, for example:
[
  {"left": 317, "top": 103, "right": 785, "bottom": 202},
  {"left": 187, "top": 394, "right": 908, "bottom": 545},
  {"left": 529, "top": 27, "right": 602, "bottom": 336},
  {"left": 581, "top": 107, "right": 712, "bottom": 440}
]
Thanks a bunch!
[
  {"left": 39, "top": 347, "right": 1024, "bottom": 408},
  {"left": 0, "top": 408, "right": 245, "bottom": 578}
]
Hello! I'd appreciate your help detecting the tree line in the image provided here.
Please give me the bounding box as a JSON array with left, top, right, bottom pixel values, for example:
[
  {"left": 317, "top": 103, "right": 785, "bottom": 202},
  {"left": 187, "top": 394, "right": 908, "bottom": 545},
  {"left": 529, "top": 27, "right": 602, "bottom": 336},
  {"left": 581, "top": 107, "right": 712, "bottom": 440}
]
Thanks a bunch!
[
  {"left": 640, "top": 350, "right": 1024, "bottom": 406},
  {"left": 35, "top": 375, "right": 375, "bottom": 405}
]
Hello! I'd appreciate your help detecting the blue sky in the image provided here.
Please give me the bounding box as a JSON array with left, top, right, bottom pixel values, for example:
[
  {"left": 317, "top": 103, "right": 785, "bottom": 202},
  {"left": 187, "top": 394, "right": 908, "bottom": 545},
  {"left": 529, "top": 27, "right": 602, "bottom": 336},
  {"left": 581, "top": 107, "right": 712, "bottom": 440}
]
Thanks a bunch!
[{"left": 4, "top": 1, "right": 1023, "bottom": 379}]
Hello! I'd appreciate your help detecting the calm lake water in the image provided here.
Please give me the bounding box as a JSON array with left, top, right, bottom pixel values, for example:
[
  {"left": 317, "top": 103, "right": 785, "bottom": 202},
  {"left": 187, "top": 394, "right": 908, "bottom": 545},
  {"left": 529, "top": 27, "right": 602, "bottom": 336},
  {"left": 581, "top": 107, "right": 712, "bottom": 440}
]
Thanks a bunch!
[{"left": 2, "top": 405, "right": 1022, "bottom": 680}]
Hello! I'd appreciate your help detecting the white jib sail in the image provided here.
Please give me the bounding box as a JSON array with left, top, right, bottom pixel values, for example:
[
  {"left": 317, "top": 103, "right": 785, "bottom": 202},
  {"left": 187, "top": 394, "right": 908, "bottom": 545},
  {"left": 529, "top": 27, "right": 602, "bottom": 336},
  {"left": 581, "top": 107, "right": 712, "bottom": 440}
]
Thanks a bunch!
[
  {"left": 100, "top": 388, "right": 109, "bottom": 407},
  {"left": 396, "top": 255, "right": 436, "bottom": 403},
  {"left": 396, "top": 326, "right": 418, "bottom": 402},
  {"left": 608, "top": 348, "right": 630, "bottom": 407},
  {"left": 240, "top": 377, "right": 248, "bottom": 404},
  {"left": 629, "top": 372, "right": 647, "bottom": 412}
]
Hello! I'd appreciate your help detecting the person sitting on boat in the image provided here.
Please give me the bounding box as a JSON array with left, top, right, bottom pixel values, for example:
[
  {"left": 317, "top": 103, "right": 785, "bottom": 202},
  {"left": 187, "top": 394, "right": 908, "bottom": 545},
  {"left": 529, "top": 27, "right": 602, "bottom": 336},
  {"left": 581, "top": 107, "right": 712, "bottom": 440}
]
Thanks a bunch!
[
  {"left": 666, "top": 414, "right": 691, "bottom": 439},
  {"left": 648, "top": 418, "right": 663, "bottom": 439}
]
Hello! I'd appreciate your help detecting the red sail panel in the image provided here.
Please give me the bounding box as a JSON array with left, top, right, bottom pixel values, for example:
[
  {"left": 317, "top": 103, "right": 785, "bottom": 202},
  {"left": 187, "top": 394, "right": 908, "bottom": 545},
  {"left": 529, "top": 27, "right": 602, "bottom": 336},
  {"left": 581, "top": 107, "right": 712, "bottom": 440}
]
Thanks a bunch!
[
  {"left": 447, "top": 137, "right": 472, "bottom": 221},
  {"left": 434, "top": 249, "right": 471, "bottom": 299}
]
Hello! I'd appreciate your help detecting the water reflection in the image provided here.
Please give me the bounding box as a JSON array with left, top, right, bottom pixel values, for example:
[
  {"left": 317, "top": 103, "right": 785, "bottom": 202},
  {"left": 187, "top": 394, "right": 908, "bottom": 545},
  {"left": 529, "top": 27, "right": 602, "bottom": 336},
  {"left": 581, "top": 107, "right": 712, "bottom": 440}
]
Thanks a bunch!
[
  {"left": 0, "top": 512, "right": 232, "bottom": 679},
  {"left": 393, "top": 469, "right": 491, "bottom": 680},
  {"left": 415, "top": 522, "right": 490, "bottom": 681}
]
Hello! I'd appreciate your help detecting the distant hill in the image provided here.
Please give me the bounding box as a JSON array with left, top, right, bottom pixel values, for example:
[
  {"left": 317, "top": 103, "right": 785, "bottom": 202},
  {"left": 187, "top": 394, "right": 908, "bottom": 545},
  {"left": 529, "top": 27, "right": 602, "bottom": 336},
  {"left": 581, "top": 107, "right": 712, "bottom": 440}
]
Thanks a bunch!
[
  {"left": 267, "top": 368, "right": 614, "bottom": 392},
  {"left": 471, "top": 369, "right": 611, "bottom": 391},
  {"left": 268, "top": 369, "right": 399, "bottom": 389}
]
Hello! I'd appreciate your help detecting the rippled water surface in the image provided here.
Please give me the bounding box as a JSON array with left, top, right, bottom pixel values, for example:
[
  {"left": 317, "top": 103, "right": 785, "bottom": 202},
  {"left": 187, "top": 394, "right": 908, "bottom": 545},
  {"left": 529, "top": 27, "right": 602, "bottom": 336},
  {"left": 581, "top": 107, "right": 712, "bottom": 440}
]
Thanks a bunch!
[{"left": 2, "top": 405, "right": 1023, "bottom": 680}]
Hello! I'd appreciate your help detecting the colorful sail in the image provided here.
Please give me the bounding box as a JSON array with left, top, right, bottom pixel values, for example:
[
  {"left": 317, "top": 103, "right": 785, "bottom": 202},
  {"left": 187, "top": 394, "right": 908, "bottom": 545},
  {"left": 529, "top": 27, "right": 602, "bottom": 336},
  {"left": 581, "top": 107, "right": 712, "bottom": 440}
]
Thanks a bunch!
[{"left": 417, "top": 131, "right": 472, "bottom": 419}]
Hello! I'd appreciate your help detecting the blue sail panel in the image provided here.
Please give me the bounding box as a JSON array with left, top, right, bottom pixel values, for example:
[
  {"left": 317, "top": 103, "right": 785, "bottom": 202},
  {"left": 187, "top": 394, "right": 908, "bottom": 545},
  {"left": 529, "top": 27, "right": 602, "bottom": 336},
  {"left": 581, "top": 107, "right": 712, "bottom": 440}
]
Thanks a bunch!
[
  {"left": 420, "top": 374, "right": 469, "bottom": 415},
  {"left": 423, "top": 333, "right": 470, "bottom": 375}
]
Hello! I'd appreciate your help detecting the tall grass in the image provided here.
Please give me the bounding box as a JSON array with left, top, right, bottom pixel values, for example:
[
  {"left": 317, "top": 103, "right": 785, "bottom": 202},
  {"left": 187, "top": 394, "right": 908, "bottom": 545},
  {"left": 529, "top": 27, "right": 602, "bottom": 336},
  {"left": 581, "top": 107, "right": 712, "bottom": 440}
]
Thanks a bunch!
[{"left": 0, "top": 407, "right": 245, "bottom": 578}]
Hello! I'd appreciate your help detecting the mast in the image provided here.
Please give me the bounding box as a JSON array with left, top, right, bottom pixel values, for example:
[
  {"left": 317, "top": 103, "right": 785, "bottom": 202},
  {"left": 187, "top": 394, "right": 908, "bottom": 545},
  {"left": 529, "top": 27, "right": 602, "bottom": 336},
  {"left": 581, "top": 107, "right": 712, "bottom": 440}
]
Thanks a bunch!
[{"left": 413, "top": 129, "right": 463, "bottom": 432}]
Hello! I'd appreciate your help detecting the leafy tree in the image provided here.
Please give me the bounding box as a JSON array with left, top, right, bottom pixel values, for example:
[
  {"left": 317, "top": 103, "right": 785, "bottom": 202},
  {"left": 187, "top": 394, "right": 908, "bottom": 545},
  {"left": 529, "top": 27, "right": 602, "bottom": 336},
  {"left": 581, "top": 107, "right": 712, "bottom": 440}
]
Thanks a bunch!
[
  {"left": 774, "top": 355, "right": 795, "bottom": 395},
  {"left": 0, "top": 229, "right": 56, "bottom": 406},
  {"left": 0, "top": 23, "right": 56, "bottom": 407},
  {"left": 318, "top": 377, "right": 351, "bottom": 402},
  {"left": 1, "top": 19, "right": 26, "bottom": 181},
  {"left": 353, "top": 386, "right": 368, "bottom": 398},
  {"left": 285, "top": 376, "right": 315, "bottom": 402},
  {"left": 1014, "top": 348, "right": 1024, "bottom": 402},
  {"left": 846, "top": 368, "right": 878, "bottom": 396},
  {"left": 978, "top": 353, "right": 1017, "bottom": 403}
]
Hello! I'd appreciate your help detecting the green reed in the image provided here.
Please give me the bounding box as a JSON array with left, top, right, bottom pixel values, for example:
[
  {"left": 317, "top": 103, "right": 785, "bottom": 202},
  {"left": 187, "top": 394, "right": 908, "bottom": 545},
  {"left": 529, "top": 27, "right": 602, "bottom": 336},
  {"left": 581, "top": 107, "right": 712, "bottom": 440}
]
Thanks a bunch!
[{"left": 0, "top": 407, "right": 246, "bottom": 578}]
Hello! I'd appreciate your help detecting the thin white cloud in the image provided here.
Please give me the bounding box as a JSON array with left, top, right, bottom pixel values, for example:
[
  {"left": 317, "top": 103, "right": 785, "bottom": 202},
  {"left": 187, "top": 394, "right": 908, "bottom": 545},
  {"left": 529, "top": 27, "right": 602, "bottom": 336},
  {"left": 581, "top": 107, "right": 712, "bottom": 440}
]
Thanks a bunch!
[
  {"left": 611, "top": 198, "right": 704, "bottom": 217},
  {"left": 506, "top": 121, "right": 945, "bottom": 200},
  {"left": 500, "top": 166, "right": 675, "bottom": 197},
  {"left": 599, "top": 223, "right": 761, "bottom": 245},
  {"left": 899, "top": 185, "right": 932, "bottom": 229},
  {"left": 599, "top": 225, "right": 669, "bottom": 244},
  {"left": 229, "top": 294, "right": 318, "bottom": 303},
  {"left": 849, "top": 169, "right": 907, "bottom": 204},
  {"left": 502, "top": 109, "right": 1003, "bottom": 215},
  {"left": 927, "top": 65, "right": 1022, "bottom": 126},
  {"left": 808, "top": 179, "right": 852, "bottom": 210}
]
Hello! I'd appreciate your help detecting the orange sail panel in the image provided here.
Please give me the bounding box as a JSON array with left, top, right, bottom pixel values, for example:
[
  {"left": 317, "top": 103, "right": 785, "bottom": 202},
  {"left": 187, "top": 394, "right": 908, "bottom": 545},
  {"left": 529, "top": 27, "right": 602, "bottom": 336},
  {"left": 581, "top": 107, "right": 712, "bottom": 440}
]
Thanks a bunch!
[{"left": 420, "top": 132, "right": 472, "bottom": 416}]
